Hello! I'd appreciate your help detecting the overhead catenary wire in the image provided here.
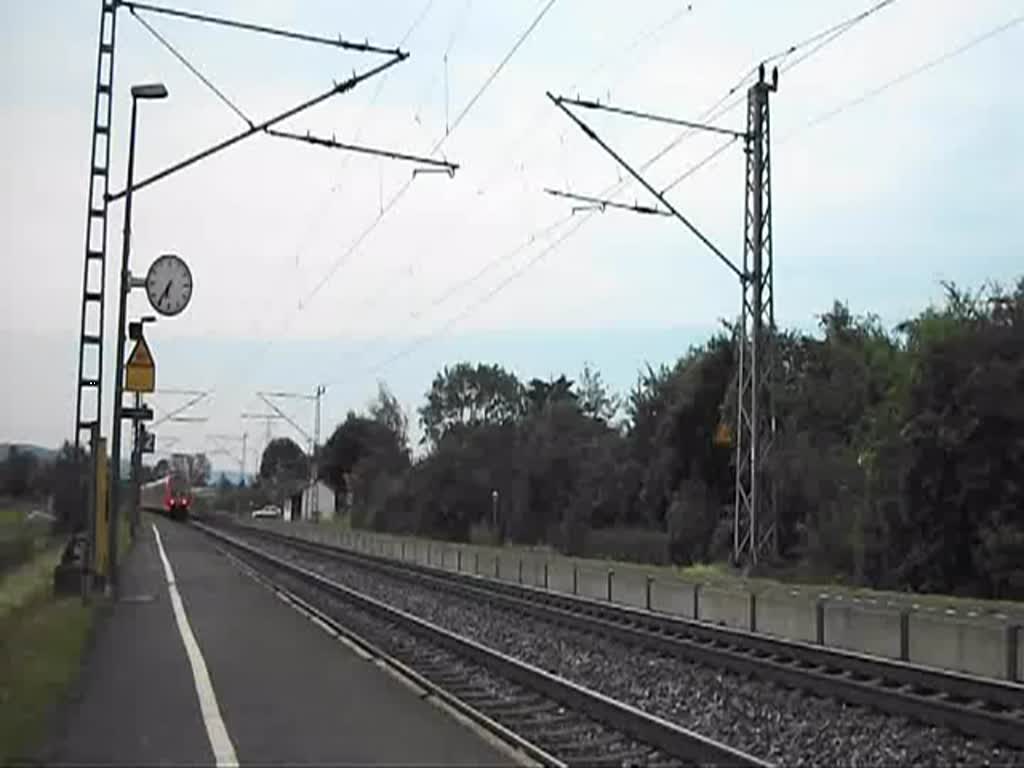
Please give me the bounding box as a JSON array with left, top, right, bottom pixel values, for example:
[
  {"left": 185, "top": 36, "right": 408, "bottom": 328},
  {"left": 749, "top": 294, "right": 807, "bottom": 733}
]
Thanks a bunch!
[
  {"left": 413, "top": 0, "right": 474, "bottom": 126},
  {"left": 294, "top": 0, "right": 561, "bottom": 310},
  {"left": 317, "top": 213, "right": 577, "bottom": 386},
  {"left": 653, "top": 8, "right": 1024, "bottom": 190},
  {"left": 578, "top": 2, "right": 696, "bottom": 88},
  {"left": 287, "top": 0, "right": 438, "bottom": 269},
  {"left": 130, "top": 8, "right": 253, "bottom": 127},
  {"left": 659, "top": 135, "right": 738, "bottom": 196},
  {"left": 556, "top": 0, "right": 904, "bottom": 218},
  {"left": 473, "top": 2, "right": 700, "bottom": 196},
  {"left": 204, "top": 0, "right": 562, "bottom": 406},
  {"left": 122, "top": 0, "right": 406, "bottom": 55},
  {"left": 359, "top": 86, "right": 755, "bottom": 382},
  {"left": 763, "top": 0, "right": 899, "bottom": 70},
  {"left": 346, "top": 120, "right": 711, "bottom": 380},
  {"left": 363, "top": 210, "right": 594, "bottom": 376},
  {"left": 355, "top": 0, "right": 913, "bottom": 379},
  {"left": 323, "top": 0, "right": 716, "bottom": 346},
  {"left": 786, "top": 12, "right": 1024, "bottom": 140}
]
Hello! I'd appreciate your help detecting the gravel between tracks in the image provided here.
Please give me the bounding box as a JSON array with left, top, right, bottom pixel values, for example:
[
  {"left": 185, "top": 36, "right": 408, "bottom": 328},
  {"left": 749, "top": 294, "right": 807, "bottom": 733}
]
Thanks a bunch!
[{"left": 233, "top": 529, "right": 1024, "bottom": 767}]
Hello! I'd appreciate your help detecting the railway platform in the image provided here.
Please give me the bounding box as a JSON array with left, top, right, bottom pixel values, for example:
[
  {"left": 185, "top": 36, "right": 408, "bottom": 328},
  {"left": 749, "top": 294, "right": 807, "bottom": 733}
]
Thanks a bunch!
[{"left": 44, "top": 514, "right": 518, "bottom": 766}]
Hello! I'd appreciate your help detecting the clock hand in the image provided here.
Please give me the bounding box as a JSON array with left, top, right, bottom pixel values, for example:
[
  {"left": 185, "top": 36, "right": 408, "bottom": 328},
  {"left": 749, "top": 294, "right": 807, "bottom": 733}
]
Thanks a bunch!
[{"left": 159, "top": 281, "right": 172, "bottom": 304}]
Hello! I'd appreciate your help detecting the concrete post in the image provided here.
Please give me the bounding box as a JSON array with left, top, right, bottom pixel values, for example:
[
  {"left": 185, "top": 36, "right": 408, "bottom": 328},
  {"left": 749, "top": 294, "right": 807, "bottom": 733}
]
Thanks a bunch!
[
  {"left": 899, "top": 610, "right": 910, "bottom": 661},
  {"left": 1006, "top": 624, "right": 1020, "bottom": 682}
]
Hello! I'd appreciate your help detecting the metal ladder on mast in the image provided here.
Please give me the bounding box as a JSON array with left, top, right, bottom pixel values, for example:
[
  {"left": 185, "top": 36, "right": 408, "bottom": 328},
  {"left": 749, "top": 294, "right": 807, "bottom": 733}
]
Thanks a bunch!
[{"left": 74, "top": 0, "right": 119, "bottom": 450}]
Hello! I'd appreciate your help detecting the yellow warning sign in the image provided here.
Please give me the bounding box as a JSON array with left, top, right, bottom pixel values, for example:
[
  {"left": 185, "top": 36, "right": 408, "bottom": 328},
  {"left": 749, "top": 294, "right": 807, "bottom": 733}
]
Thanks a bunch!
[
  {"left": 713, "top": 422, "right": 733, "bottom": 447},
  {"left": 125, "top": 337, "right": 155, "bottom": 393}
]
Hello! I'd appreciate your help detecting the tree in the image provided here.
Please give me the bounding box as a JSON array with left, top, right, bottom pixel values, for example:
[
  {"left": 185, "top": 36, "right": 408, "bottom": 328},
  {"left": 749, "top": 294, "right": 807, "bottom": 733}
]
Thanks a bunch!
[
  {"left": 191, "top": 453, "right": 212, "bottom": 487},
  {"left": 259, "top": 438, "right": 309, "bottom": 485},
  {"left": 290, "top": 272, "right": 1024, "bottom": 597},
  {"left": 1, "top": 446, "right": 38, "bottom": 497},
  {"left": 52, "top": 442, "right": 86, "bottom": 531},
  {"left": 168, "top": 453, "right": 212, "bottom": 486},
  {"left": 578, "top": 362, "right": 620, "bottom": 424},
  {"left": 419, "top": 362, "right": 525, "bottom": 446},
  {"left": 891, "top": 281, "right": 1024, "bottom": 596},
  {"left": 368, "top": 381, "right": 409, "bottom": 454},
  {"left": 526, "top": 375, "right": 577, "bottom": 414},
  {"left": 217, "top": 474, "right": 234, "bottom": 491}
]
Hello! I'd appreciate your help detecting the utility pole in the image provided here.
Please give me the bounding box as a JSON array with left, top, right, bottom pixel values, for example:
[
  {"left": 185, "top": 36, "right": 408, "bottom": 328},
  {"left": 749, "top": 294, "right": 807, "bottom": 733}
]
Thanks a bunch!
[
  {"left": 108, "top": 83, "right": 168, "bottom": 594},
  {"left": 734, "top": 65, "right": 779, "bottom": 565},
  {"left": 208, "top": 432, "right": 249, "bottom": 484},
  {"left": 242, "top": 413, "right": 279, "bottom": 448},
  {"left": 548, "top": 64, "right": 780, "bottom": 567},
  {"left": 257, "top": 387, "right": 324, "bottom": 521},
  {"left": 313, "top": 385, "right": 325, "bottom": 520},
  {"left": 72, "top": 0, "right": 457, "bottom": 582},
  {"left": 241, "top": 412, "right": 285, "bottom": 478}
]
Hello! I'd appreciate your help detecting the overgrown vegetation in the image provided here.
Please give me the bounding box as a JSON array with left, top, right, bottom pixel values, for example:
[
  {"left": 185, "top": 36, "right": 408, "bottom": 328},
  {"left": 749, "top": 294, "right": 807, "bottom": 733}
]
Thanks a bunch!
[
  {"left": 0, "top": 543, "right": 95, "bottom": 764},
  {"left": 0, "top": 507, "right": 53, "bottom": 577},
  {"left": 290, "top": 277, "right": 1024, "bottom": 600},
  {"left": 0, "top": 443, "right": 86, "bottom": 534}
]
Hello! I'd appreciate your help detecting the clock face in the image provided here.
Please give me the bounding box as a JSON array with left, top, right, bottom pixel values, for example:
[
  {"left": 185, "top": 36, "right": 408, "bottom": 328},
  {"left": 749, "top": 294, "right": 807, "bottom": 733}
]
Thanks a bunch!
[{"left": 145, "top": 254, "right": 193, "bottom": 317}]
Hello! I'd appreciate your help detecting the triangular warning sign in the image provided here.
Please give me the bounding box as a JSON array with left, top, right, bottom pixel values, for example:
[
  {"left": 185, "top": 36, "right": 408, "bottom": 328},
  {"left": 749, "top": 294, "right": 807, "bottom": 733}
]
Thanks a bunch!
[
  {"left": 127, "top": 338, "right": 154, "bottom": 369},
  {"left": 713, "top": 422, "right": 733, "bottom": 447},
  {"left": 125, "top": 336, "right": 155, "bottom": 393}
]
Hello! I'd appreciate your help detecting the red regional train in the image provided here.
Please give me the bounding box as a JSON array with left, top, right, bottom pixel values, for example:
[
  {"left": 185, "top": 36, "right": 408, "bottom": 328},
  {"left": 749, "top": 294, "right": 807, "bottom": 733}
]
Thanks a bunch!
[{"left": 140, "top": 472, "right": 192, "bottom": 521}]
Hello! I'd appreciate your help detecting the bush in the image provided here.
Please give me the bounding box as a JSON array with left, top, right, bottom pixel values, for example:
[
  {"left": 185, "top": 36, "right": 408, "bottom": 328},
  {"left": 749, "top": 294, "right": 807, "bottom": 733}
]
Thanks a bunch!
[
  {"left": 666, "top": 478, "right": 720, "bottom": 565},
  {"left": 581, "top": 526, "right": 670, "bottom": 565},
  {"left": 0, "top": 533, "right": 36, "bottom": 575},
  {"left": 469, "top": 521, "right": 501, "bottom": 546}
]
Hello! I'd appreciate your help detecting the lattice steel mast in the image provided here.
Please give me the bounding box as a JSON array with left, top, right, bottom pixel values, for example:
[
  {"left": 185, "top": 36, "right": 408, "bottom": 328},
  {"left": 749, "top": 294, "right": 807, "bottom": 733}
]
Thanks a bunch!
[
  {"left": 734, "top": 64, "right": 778, "bottom": 565},
  {"left": 74, "top": 1, "right": 119, "bottom": 450},
  {"left": 548, "top": 65, "right": 780, "bottom": 567}
]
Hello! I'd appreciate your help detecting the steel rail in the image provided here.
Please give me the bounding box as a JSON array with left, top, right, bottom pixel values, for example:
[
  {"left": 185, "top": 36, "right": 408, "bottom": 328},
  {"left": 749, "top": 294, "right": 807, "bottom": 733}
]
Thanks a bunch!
[
  {"left": 218, "top": 545, "right": 561, "bottom": 768},
  {"left": 222, "top": 521, "right": 1024, "bottom": 749},
  {"left": 195, "top": 521, "right": 771, "bottom": 768}
]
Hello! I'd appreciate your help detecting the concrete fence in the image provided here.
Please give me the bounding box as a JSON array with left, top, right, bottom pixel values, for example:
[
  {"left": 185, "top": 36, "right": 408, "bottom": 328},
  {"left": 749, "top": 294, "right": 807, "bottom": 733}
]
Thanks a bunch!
[{"left": 246, "top": 520, "right": 1024, "bottom": 682}]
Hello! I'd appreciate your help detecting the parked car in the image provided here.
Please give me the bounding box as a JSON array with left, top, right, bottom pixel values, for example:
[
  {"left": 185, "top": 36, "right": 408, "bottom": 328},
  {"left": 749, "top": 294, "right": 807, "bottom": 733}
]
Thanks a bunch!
[{"left": 251, "top": 505, "right": 282, "bottom": 519}]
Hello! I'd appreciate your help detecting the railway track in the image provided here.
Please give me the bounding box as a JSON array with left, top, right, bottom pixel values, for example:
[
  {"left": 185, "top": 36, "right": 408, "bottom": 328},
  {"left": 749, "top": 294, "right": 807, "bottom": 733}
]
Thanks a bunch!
[
  {"left": 213, "top": 519, "right": 1024, "bottom": 751},
  {"left": 196, "top": 521, "right": 769, "bottom": 768}
]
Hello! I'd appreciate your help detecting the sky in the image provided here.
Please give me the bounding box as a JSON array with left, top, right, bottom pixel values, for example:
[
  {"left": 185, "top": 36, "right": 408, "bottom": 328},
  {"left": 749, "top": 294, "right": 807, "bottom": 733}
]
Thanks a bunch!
[{"left": 1, "top": 0, "right": 1021, "bottom": 471}]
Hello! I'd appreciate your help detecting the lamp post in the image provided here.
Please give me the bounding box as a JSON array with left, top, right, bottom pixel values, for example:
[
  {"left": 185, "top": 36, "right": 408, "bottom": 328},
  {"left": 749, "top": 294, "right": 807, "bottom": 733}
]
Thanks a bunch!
[
  {"left": 108, "top": 83, "right": 168, "bottom": 594},
  {"left": 491, "top": 489, "right": 499, "bottom": 538},
  {"left": 130, "top": 315, "right": 157, "bottom": 539}
]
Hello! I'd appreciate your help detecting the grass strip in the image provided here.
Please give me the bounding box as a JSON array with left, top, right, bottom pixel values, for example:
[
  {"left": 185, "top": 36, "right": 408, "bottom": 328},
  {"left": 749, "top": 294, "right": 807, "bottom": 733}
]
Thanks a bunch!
[{"left": 0, "top": 544, "right": 96, "bottom": 765}]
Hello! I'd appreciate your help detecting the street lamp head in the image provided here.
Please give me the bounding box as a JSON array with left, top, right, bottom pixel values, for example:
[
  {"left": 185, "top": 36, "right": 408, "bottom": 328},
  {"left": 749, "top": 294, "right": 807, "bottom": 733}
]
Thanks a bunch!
[{"left": 131, "top": 83, "right": 169, "bottom": 100}]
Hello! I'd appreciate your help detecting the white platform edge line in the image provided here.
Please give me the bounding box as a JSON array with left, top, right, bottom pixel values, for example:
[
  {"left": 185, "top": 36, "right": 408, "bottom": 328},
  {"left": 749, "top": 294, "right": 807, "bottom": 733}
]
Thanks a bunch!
[{"left": 152, "top": 523, "right": 240, "bottom": 768}]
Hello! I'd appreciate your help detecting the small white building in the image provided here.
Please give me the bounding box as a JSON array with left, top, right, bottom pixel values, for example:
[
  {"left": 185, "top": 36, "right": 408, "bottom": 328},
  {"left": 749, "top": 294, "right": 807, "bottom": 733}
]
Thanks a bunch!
[{"left": 284, "top": 480, "right": 336, "bottom": 522}]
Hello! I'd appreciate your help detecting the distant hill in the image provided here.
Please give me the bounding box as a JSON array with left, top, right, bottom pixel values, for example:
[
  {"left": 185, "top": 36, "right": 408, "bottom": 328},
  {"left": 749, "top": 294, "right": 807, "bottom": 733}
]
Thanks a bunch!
[{"left": 0, "top": 443, "right": 57, "bottom": 463}]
